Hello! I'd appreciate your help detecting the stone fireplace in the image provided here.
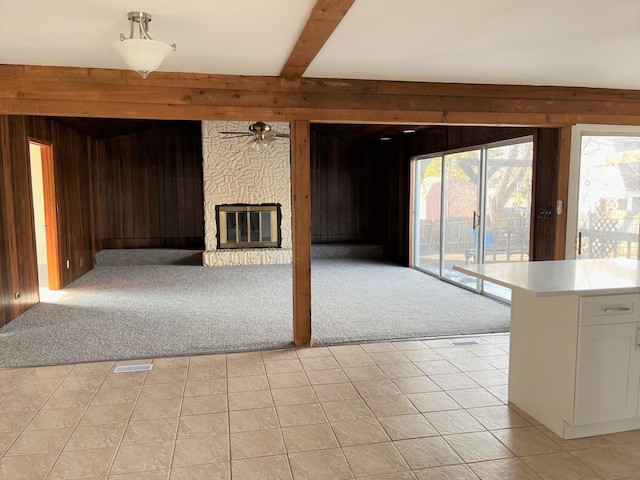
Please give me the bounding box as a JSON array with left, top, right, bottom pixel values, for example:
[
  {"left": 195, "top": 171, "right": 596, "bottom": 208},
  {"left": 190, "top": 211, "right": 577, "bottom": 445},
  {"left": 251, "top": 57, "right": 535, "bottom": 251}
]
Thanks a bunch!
[{"left": 202, "top": 121, "right": 292, "bottom": 266}]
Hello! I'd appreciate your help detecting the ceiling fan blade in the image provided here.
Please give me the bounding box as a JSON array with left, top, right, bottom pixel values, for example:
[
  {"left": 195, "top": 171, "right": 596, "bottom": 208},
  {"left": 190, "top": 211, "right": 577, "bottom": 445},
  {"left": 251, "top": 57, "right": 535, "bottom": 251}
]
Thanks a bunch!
[
  {"left": 220, "top": 133, "right": 253, "bottom": 138},
  {"left": 274, "top": 133, "right": 291, "bottom": 139}
]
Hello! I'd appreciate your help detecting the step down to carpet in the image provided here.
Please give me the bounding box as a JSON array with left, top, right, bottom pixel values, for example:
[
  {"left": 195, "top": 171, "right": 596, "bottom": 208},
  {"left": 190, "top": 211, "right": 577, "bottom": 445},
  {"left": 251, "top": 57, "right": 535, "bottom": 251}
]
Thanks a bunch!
[
  {"left": 96, "top": 249, "right": 203, "bottom": 266},
  {"left": 113, "top": 364, "right": 153, "bottom": 373}
]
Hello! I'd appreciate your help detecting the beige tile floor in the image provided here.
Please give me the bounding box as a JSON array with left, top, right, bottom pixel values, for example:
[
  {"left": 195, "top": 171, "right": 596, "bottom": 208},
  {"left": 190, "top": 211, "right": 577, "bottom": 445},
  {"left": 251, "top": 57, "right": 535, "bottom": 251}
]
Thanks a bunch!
[{"left": 1, "top": 334, "right": 640, "bottom": 479}]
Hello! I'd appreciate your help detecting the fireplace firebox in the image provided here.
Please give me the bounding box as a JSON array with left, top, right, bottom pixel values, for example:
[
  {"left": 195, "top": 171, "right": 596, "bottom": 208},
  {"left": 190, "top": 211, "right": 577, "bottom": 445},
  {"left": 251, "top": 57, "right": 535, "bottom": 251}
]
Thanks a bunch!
[{"left": 215, "top": 204, "right": 281, "bottom": 249}]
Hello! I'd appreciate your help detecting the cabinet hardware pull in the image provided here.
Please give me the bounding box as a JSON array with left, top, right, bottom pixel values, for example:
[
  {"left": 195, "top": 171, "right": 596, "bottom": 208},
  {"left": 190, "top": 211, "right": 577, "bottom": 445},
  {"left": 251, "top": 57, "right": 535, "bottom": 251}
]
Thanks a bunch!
[
  {"left": 637, "top": 325, "right": 640, "bottom": 348},
  {"left": 577, "top": 232, "right": 582, "bottom": 255},
  {"left": 473, "top": 211, "right": 479, "bottom": 230},
  {"left": 603, "top": 307, "right": 631, "bottom": 313}
]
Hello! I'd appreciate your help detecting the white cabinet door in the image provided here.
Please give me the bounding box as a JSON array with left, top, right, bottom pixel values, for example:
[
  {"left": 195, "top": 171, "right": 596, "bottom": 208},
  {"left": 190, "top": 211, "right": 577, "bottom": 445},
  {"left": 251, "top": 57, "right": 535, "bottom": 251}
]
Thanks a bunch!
[{"left": 574, "top": 323, "right": 640, "bottom": 425}]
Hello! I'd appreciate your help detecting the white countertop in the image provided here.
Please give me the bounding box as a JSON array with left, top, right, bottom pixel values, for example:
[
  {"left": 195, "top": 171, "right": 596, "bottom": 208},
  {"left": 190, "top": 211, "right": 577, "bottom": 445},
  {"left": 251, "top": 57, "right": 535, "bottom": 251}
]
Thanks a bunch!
[{"left": 454, "top": 258, "right": 640, "bottom": 296}]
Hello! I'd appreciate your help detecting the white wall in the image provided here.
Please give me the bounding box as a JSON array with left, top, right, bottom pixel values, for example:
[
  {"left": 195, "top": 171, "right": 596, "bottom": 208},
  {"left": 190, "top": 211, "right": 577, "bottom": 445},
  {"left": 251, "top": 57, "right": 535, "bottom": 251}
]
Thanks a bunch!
[
  {"left": 201, "top": 121, "right": 292, "bottom": 266},
  {"left": 29, "top": 144, "right": 47, "bottom": 264}
]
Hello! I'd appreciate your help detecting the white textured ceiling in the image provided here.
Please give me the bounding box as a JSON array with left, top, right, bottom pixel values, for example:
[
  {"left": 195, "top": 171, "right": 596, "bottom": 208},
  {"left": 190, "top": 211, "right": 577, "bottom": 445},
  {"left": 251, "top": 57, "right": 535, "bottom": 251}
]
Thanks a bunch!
[
  {"left": 0, "top": 0, "right": 315, "bottom": 75},
  {"left": 1, "top": 0, "right": 640, "bottom": 89}
]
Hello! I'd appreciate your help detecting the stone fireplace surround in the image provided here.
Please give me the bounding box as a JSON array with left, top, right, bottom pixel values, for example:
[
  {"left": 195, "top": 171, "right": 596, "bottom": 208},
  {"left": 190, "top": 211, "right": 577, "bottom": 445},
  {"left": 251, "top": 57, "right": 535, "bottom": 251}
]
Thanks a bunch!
[{"left": 202, "top": 121, "right": 292, "bottom": 266}]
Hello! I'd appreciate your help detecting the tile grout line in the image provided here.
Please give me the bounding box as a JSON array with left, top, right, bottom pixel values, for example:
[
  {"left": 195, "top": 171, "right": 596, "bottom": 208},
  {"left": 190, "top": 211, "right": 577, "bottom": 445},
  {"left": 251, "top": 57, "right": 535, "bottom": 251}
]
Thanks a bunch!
[
  {"left": 0, "top": 367, "right": 61, "bottom": 460},
  {"left": 327, "top": 345, "right": 371, "bottom": 479},
  {"left": 261, "top": 350, "right": 295, "bottom": 479},
  {"left": 42, "top": 363, "right": 115, "bottom": 479},
  {"left": 102, "top": 365, "right": 150, "bottom": 478},
  {"left": 225, "top": 352, "right": 233, "bottom": 477},
  {"left": 166, "top": 357, "right": 191, "bottom": 478}
]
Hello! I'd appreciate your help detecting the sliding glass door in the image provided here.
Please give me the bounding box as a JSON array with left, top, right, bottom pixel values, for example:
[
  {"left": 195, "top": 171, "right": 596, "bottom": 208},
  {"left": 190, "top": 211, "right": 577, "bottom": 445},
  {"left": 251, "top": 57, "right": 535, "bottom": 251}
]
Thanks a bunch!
[
  {"left": 567, "top": 125, "right": 640, "bottom": 260},
  {"left": 413, "top": 137, "right": 533, "bottom": 302},
  {"left": 414, "top": 156, "right": 443, "bottom": 276},
  {"left": 441, "top": 149, "right": 482, "bottom": 289}
]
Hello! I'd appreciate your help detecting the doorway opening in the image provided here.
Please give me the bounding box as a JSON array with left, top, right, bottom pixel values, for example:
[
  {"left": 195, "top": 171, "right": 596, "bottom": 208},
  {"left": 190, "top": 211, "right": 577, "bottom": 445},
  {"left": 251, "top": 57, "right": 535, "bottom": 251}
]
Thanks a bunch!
[
  {"left": 567, "top": 125, "right": 640, "bottom": 260},
  {"left": 28, "top": 140, "right": 61, "bottom": 299}
]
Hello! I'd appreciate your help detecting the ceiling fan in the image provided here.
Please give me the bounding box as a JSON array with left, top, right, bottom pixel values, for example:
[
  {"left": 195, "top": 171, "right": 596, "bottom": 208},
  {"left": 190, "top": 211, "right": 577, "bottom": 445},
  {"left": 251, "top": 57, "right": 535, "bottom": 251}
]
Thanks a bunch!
[{"left": 220, "top": 121, "right": 290, "bottom": 152}]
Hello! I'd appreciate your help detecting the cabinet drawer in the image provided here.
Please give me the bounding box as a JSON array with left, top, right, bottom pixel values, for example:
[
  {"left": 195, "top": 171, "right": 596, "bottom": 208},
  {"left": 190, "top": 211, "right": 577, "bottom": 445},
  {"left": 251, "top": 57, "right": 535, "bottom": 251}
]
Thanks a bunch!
[{"left": 580, "top": 294, "right": 640, "bottom": 326}]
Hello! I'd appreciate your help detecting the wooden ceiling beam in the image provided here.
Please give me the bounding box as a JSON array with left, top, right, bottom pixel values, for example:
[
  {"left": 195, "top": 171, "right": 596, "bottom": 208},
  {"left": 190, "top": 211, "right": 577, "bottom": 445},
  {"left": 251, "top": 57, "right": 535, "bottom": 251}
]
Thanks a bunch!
[
  {"left": 279, "top": 0, "right": 356, "bottom": 79},
  {"left": 7, "top": 65, "right": 640, "bottom": 127}
]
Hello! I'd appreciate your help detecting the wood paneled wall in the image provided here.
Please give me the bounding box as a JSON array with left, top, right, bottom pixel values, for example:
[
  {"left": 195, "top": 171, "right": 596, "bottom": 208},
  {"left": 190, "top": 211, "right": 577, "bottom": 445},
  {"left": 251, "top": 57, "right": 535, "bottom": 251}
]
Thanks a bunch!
[
  {"left": 1, "top": 117, "right": 204, "bottom": 326},
  {"left": 27, "top": 117, "right": 97, "bottom": 286},
  {"left": 372, "top": 138, "right": 412, "bottom": 265},
  {"left": 0, "top": 115, "right": 97, "bottom": 327},
  {"left": 532, "top": 128, "right": 561, "bottom": 260},
  {"left": 311, "top": 131, "right": 382, "bottom": 244},
  {"left": 95, "top": 122, "right": 204, "bottom": 249},
  {"left": 0, "top": 116, "right": 39, "bottom": 327}
]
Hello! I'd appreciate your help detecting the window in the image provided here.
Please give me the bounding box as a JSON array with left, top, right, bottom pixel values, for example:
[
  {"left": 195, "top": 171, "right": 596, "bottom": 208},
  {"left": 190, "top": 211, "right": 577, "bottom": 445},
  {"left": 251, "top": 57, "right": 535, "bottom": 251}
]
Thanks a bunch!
[{"left": 216, "top": 204, "right": 281, "bottom": 249}]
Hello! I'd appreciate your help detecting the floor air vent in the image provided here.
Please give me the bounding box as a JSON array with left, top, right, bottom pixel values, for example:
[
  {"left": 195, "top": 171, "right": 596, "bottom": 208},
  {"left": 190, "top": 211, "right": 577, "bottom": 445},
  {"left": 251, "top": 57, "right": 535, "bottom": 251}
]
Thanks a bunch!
[
  {"left": 451, "top": 341, "right": 479, "bottom": 346},
  {"left": 113, "top": 364, "right": 153, "bottom": 373}
]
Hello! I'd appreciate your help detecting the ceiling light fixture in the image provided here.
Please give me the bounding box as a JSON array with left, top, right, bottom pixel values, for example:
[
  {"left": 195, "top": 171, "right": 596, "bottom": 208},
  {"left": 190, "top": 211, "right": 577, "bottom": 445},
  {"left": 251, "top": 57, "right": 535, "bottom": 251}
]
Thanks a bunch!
[
  {"left": 111, "top": 11, "right": 176, "bottom": 79},
  {"left": 249, "top": 122, "right": 276, "bottom": 152},
  {"left": 380, "top": 137, "right": 391, "bottom": 141},
  {"left": 403, "top": 129, "right": 416, "bottom": 134}
]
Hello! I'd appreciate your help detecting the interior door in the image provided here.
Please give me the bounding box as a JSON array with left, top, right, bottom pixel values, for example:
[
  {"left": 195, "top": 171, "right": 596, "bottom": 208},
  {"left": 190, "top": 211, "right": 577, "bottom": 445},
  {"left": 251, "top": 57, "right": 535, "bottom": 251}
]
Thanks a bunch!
[{"left": 567, "top": 125, "right": 640, "bottom": 260}]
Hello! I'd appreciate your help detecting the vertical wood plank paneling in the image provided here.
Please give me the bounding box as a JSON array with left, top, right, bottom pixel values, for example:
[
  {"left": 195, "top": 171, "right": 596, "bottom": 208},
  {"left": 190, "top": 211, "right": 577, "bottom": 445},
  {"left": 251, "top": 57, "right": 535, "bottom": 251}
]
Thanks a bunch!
[
  {"left": 147, "top": 136, "right": 161, "bottom": 242},
  {"left": 0, "top": 119, "right": 11, "bottom": 324},
  {"left": 28, "top": 116, "right": 97, "bottom": 285},
  {"left": 385, "top": 137, "right": 410, "bottom": 265},
  {"left": 175, "top": 133, "right": 186, "bottom": 240},
  {"left": 532, "top": 128, "right": 561, "bottom": 261},
  {"left": 555, "top": 126, "right": 572, "bottom": 259},
  {"left": 310, "top": 132, "right": 323, "bottom": 241},
  {"left": 0, "top": 117, "right": 17, "bottom": 304},
  {"left": 291, "top": 120, "right": 312, "bottom": 347},
  {"left": 88, "top": 139, "right": 101, "bottom": 255},
  {"left": 8, "top": 116, "right": 39, "bottom": 313},
  {"left": 182, "top": 130, "right": 193, "bottom": 242},
  {"left": 167, "top": 136, "right": 178, "bottom": 242},
  {"left": 310, "top": 130, "right": 381, "bottom": 244},
  {"left": 96, "top": 122, "right": 204, "bottom": 249},
  {"left": 0, "top": 116, "right": 38, "bottom": 325},
  {"left": 121, "top": 135, "right": 134, "bottom": 241},
  {"left": 0, "top": 115, "right": 22, "bottom": 325},
  {"left": 94, "top": 139, "right": 107, "bottom": 252},
  {"left": 131, "top": 134, "right": 145, "bottom": 244}
]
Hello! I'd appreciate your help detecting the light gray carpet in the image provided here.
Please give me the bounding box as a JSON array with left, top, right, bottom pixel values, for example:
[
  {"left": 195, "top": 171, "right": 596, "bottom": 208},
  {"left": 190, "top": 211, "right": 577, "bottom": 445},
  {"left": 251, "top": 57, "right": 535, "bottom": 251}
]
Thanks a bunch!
[{"left": 0, "top": 259, "right": 509, "bottom": 367}]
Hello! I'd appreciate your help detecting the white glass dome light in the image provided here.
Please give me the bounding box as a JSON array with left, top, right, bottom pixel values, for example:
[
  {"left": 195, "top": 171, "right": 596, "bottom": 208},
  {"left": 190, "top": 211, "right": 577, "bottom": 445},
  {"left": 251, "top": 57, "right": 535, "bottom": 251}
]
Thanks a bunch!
[{"left": 110, "top": 12, "right": 176, "bottom": 79}]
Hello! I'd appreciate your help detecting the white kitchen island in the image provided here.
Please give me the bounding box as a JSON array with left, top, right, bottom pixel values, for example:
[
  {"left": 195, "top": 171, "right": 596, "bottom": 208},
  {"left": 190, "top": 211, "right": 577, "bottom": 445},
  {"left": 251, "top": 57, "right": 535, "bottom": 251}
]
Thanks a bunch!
[{"left": 455, "top": 258, "right": 640, "bottom": 439}]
